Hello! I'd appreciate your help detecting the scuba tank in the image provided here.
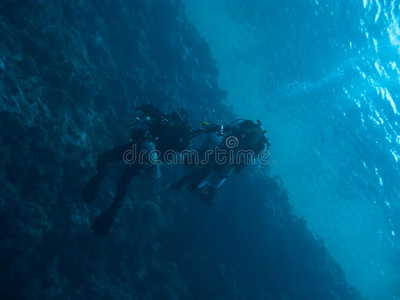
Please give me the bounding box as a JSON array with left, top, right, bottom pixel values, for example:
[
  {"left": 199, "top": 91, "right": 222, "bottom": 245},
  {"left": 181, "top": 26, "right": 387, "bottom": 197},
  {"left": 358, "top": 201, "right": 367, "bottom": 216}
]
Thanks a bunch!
[
  {"left": 140, "top": 139, "right": 161, "bottom": 181},
  {"left": 225, "top": 119, "right": 270, "bottom": 152}
]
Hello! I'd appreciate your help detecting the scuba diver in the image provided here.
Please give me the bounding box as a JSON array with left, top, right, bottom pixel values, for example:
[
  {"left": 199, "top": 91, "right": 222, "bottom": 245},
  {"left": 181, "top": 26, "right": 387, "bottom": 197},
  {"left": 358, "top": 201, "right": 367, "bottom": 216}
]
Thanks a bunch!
[
  {"left": 171, "top": 119, "right": 270, "bottom": 205},
  {"left": 83, "top": 104, "right": 192, "bottom": 236}
]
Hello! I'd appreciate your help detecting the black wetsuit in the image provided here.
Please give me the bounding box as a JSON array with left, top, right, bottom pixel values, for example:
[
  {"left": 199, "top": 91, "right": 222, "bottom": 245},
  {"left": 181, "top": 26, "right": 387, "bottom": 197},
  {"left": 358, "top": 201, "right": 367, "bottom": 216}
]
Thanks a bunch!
[
  {"left": 83, "top": 104, "right": 192, "bottom": 235},
  {"left": 171, "top": 120, "right": 268, "bottom": 205}
]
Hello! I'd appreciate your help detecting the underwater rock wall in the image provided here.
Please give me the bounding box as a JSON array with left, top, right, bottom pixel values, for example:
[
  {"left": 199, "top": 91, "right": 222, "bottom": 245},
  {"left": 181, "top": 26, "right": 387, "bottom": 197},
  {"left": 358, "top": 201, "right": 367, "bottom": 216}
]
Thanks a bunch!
[{"left": 0, "top": 0, "right": 363, "bottom": 299}]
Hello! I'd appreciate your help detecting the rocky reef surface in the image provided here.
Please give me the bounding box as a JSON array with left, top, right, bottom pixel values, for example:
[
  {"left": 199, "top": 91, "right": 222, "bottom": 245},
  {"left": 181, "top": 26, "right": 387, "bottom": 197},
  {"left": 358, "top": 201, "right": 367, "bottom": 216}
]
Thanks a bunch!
[{"left": 0, "top": 0, "right": 363, "bottom": 299}]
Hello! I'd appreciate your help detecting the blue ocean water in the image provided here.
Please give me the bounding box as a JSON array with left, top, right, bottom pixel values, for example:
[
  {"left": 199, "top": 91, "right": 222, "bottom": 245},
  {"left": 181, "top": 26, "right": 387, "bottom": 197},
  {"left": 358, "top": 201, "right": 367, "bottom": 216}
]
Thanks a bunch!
[{"left": 185, "top": 0, "right": 400, "bottom": 299}]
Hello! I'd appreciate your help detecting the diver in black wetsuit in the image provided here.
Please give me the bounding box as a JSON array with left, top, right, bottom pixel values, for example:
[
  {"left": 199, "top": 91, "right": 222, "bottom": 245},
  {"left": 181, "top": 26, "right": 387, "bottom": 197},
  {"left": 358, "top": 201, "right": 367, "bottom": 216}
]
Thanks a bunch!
[
  {"left": 171, "top": 119, "right": 270, "bottom": 205},
  {"left": 83, "top": 104, "right": 192, "bottom": 236}
]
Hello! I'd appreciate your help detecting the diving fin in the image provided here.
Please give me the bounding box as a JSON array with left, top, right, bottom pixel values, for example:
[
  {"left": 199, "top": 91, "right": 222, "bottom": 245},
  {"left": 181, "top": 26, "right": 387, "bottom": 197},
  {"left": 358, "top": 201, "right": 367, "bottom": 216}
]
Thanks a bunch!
[
  {"left": 197, "top": 170, "right": 226, "bottom": 190},
  {"left": 170, "top": 170, "right": 202, "bottom": 190},
  {"left": 91, "top": 201, "right": 120, "bottom": 236},
  {"left": 82, "top": 170, "right": 107, "bottom": 205},
  {"left": 200, "top": 187, "right": 215, "bottom": 206}
]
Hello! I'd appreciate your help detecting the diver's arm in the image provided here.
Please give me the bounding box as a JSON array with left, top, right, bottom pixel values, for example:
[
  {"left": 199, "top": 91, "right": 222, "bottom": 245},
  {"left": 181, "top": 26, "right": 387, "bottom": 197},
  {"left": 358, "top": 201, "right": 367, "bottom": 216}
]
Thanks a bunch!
[{"left": 191, "top": 122, "right": 230, "bottom": 138}]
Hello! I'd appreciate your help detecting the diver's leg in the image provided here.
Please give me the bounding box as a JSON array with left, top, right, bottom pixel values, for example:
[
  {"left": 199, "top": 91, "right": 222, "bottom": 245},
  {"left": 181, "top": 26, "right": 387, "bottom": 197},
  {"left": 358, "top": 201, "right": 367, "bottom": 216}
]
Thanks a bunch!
[
  {"left": 187, "top": 169, "right": 209, "bottom": 192},
  {"left": 83, "top": 143, "right": 133, "bottom": 205},
  {"left": 82, "top": 170, "right": 107, "bottom": 204},
  {"left": 113, "top": 165, "right": 141, "bottom": 205},
  {"left": 97, "top": 143, "right": 133, "bottom": 171},
  {"left": 170, "top": 169, "right": 205, "bottom": 190},
  {"left": 91, "top": 164, "right": 141, "bottom": 236},
  {"left": 196, "top": 165, "right": 229, "bottom": 205}
]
